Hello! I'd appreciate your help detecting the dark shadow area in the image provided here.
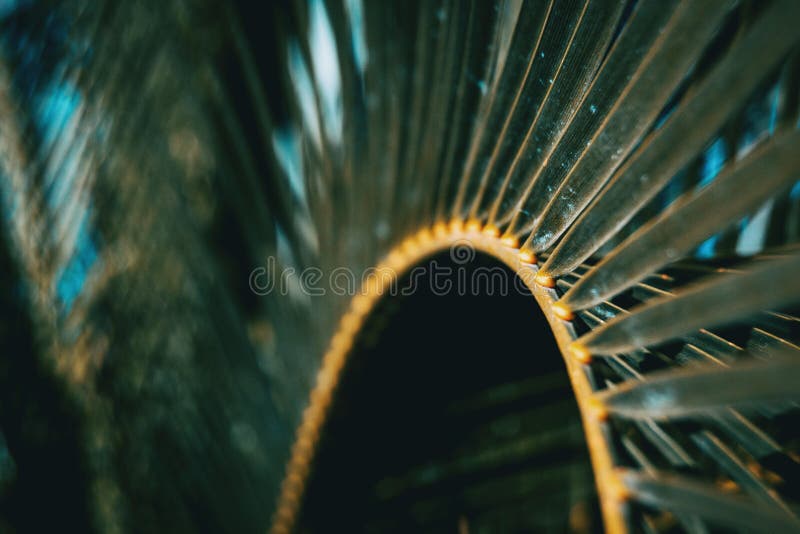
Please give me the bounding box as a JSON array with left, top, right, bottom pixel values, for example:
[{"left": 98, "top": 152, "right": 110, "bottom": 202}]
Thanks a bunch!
[
  {"left": 298, "top": 252, "right": 600, "bottom": 533},
  {"left": 0, "top": 214, "right": 92, "bottom": 533}
]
